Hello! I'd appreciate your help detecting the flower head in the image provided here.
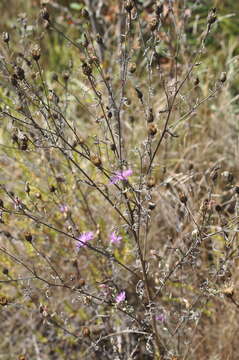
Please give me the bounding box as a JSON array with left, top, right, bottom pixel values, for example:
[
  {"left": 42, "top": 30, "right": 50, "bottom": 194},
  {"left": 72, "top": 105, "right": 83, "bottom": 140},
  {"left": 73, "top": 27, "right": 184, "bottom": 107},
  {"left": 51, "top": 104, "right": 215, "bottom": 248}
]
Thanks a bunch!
[
  {"left": 155, "top": 313, "right": 166, "bottom": 322},
  {"left": 110, "top": 168, "right": 132, "bottom": 185},
  {"left": 109, "top": 231, "right": 122, "bottom": 244},
  {"left": 76, "top": 231, "right": 94, "bottom": 250},
  {"left": 59, "top": 204, "right": 68, "bottom": 213},
  {"left": 115, "top": 290, "right": 126, "bottom": 303}
]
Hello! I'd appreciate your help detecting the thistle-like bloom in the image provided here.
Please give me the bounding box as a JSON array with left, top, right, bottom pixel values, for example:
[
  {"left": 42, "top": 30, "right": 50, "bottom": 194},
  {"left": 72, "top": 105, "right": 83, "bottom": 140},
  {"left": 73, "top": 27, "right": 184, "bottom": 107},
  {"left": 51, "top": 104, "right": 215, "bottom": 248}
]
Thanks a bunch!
[
  {"left": 115, "top": 290, "right": 126, "bottom": 303},
  {"left": 59, "top": 204, "right": 68, "bottom": 213},
  {"left": 155, "top": 314, "right": 166, "bottom": 322},
  {"left": 109, "top": 231, "right": 122, "bottom": 244},
  {"left": 76, "top": 231, "right": 94, "bottom": 250},
  {"left": 110, "top": 168, "right": 132, "bottom": 185}
]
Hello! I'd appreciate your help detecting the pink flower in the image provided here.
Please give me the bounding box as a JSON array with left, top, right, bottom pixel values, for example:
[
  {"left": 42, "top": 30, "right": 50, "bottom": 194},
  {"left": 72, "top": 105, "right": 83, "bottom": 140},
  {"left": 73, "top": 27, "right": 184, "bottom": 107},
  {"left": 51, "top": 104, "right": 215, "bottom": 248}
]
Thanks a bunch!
[
  {"left": 115, "top": 290, "right": 126, "bottom": 303},
  {"left": 109, "top": 231, "right": 122, "bottom": 244},
  {"left": 60, "top": 204, "right": 68, "bottom": 213},
  {"left": 156, "top": 314, "right": 166, "bottom": 322},
  {"left": 76, "top": 231, "right": 94, "bottom": 250},
  {"left": 110, "top": 168, "right": 132, "bottom": 184}
]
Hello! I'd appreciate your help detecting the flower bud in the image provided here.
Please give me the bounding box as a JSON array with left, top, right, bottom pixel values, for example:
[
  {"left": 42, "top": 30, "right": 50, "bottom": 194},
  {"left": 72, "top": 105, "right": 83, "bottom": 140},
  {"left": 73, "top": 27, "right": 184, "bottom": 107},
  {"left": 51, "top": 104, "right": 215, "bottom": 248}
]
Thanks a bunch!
[
  {"left": 148, "top": 123, "right": 157, "bottom": 136},
  {"left": 2, "top": 32, "right": 10, "bottom": 43},
  {"left": 31, "top": 44, "right": 41, "bottom": 61}
]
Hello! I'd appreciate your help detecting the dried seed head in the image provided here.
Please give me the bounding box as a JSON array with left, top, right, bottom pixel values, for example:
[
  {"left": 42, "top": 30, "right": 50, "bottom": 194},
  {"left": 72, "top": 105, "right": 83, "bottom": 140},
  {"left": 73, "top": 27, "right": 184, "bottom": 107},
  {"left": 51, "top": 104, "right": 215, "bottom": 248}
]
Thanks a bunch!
[
  {"left": 149, "top": 18, "right": 159, "bottom": 32},
  {"left": 25, "top": 182, "right": 30, "bottom": 195},
  {"left": 82, "top": 62, "right": 92, "bottom": 77},
  {"left": 223, "top": 285, "right": 234, "bottom": 298},
  {"left": 207, "top": 8, "right": 217, "bottom": 25},
  {"left": 11, "top": 75, "right": 18, "bottom": 87},
  {"left": 110, "top": 143, "right": 117, "bottom": 151},
  {"left": 135, "top": 87, "right": 143, "bottom": 101},
  {"left": 91, "top": 155, "right": 102, "bottom": 167},
  {"left": 0, "top": 199, "right": 4, "bottom": 208},
  {"left": 81, "top": 8, "right": 89, "bottom": 19},
  {"left": 129, "top": 62, "right": 137, "bottom": 74},
  {"left": 147, "top": 108, "right": 154, "bottom": 123},
  {"left": 43, "top": 20, "right": 50, "bottom": 29},
  {"left": 89, "top": 56, "right": 99, "bottom": 66},
  {"left": 19, "top": 139, "right": 28, "bottom": 151},
  {"left": 40, "top": 7, "right": 50, "bottom": 21},
  {"left": 78, "top": 137, "right": 85, "bottom": 145},
  {"left": 19, "top": 135, "right": 28, "bottom": 151},
  {"left": 107, "top": 111, "right": 112, "bottom": 119},
  {"left": 25, "top": 232, "right": 32, "bottom": 243},
  {"left": 35, "top": 192, "right": 42, "bottom": 199},
  {"left": 220, "top": 72, "right": 227, "bottom": 83},
  {"left": 96, "top": 34, "right": 104, "bottom": 45},
  {"left": 51, "top": 73, "right": 58, "bottom": 82},
  {"left": 148, "top": 202, "right": 156, "bottom": 210},
  {"left": 210, "top": 169, "right": 219, "bottom": 182},
  {"left": 154, "top": 3, "right": 163, "bottom": 16},
  {"left": 148, "top": 123, "right": 157, "bottom": 136},
  {"left": 31, "top": 44, "right": 41, "bottom": 61},
  {"left": 124, "top": 1, "right": 134, "bottom": 13},
  {"left": 2, "top": 32, "right": 10, "bottom": 43},
  {"left": 14, "top": 66, "right": 25, "bottom": 81},
  {"left": 221, "top": 171, "right": 234, "bottom": 184},
  {"left": 194, "top": 77, "right": 200, "bottom": 86},
  {"left": 179, "top": 192, "right": 188, "bottom": 204},
  {"left": 49, "top": 185, "right": 56, "bottom": 193},
  {"left": 82, "top": 327, "right": 91, "bottom": 337},
  {"left": 62, "top": 71, "right": 70, "bottom": 82},
  {"left": 2, "top": 268, "right": 8, "bottom": 275},
  {"left": 234, "top": 186, "right": 239, "bottom": 195},
  {"left": 147, "top": 176, "right": 156, "bottom": 188},
  {"left": 0, "top": 296, "right": 8, "bottom": 306},
  {"left": 82, "top": 33, "right": 89, "bottom": 48},
  {"left": 77, "top": 279, "right": 86, "bottom": 288},
  {"left": 215, "top": 204, "right": 222, "bottom": 212}
]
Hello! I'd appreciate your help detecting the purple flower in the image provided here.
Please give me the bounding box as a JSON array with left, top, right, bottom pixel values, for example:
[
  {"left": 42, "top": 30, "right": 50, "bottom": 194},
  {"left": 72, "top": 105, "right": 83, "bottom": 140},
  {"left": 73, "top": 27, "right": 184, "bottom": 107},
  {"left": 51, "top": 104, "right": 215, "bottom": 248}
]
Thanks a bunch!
[
  {"left": 109, "top": 231, "right": 122, "bottom": 244},
  {"left": 110, "top": 168, "right": 133, "bottom": 185},
  {"left": 76, "top": 231, "right": 94, "bottom": 250},
  {"left": 60, "top": 204, "right": 68, "bottom": 213},
  {"left": 155, "top": 314, "right": 166, "bottom": 322},
  {"left": 115, "top": 290, "right": 126, "bottom": 303}
]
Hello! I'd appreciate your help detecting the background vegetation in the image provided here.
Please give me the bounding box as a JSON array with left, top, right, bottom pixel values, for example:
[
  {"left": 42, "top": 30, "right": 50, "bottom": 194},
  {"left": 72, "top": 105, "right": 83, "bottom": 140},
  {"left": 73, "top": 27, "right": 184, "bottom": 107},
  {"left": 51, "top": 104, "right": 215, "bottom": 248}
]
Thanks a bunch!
[{"left": 0, "top": 1, "right": 239, "bottom": 359}]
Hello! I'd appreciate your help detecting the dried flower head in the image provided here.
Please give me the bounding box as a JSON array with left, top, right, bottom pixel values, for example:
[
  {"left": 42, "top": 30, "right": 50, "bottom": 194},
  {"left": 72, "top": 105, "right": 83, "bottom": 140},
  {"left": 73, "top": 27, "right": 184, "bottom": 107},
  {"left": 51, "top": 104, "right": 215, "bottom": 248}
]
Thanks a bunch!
[
  {"left": 148, "top": 123, "right": 158, "bottom": 136},
  {"left": 2, "top": 32, "right": 10, "bottom": 43},
  {"left": 31, "top": 44, "right": 41, "bottom": 61},
  {"left": 82, "top": 62, "right": 92, "bottom": 77},
  {"left": 149, "top": 18, "right": 159, "bottom": 32},
  {"left": 25, "top": 232, "right": 32, "bottom": 243},
  {"left": 220, "top": 72, "right": 227, "bottom": 83},
  {"left": 129, "top": 62, "right": 137, "bottom": 74},
  {"left": 179, "top": 192, "right": 188, "bottom": 204},
  {"left": 91, "top": 155, "right": 102, "bottom": 167},
  {"left": 40, "top": 7, "right": 50, "bottom": 21},
  {"left": 124, "top": 1, "right": 134, "bottom": 13},
  {"left": 82, "top": 327, "right": 91, "bottom": 337},
  {"left": 147, "top": 176, "right": 156, "bottom": 188}
]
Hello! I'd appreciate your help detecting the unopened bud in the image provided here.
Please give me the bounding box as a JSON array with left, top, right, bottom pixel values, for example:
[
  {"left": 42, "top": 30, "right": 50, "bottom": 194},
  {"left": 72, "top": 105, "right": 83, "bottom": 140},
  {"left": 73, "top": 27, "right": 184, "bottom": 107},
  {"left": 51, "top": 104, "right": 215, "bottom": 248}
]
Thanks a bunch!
[
  {"left": 2, "top": 32, "right": 10, "bottom": 43},
  {"left": 31, "top": 44, "right": 41, "bottom": 61}
]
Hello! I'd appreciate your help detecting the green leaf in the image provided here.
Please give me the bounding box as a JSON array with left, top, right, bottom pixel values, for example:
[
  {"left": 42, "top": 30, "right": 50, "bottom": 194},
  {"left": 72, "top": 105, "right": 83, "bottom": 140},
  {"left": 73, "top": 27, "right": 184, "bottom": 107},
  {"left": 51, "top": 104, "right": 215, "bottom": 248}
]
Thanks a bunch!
[{"left": 70, "top": 3, "right": 83, "bottom": 11}]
